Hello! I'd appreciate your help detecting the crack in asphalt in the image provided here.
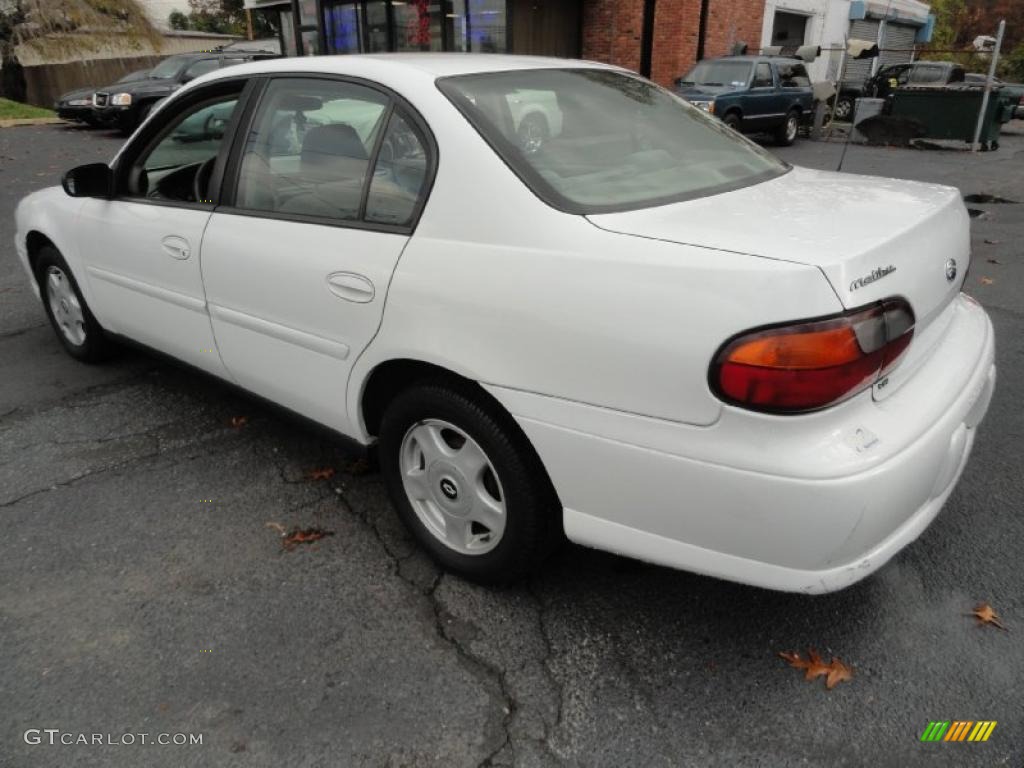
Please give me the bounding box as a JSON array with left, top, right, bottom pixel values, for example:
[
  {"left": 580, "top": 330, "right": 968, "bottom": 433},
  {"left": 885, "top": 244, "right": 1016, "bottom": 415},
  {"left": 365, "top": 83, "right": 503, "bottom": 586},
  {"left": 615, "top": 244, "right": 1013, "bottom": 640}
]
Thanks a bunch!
[
  {"left": 527, "top": 579, "right": 566, "bottom": 750},
  {"left": 322, "top": 482, "right": 519, "bottom": 767},
  {"left": 0, "top": 322, "right": 46, "bottom": 340}
]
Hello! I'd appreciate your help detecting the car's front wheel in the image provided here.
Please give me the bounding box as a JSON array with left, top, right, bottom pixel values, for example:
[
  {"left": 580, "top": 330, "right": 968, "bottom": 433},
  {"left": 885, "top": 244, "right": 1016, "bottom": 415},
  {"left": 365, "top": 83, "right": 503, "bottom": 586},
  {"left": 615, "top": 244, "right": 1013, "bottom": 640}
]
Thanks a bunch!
[
  {"left": 378, "top": 379, "right": 560, "bottom": 584},
  {"left": 834, "top": 95, "right": 855, "bottom": 122},
  {"left": 35, "top": 245, "right": 112, "bottom": 362}
]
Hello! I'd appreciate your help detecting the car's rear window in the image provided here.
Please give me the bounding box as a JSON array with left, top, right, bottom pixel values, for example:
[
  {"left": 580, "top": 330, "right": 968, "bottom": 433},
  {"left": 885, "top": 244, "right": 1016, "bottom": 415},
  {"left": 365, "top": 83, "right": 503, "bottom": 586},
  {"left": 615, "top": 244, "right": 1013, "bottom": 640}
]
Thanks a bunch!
[{"left": 437, "top": 68, "right": 787, "bottom": 214}]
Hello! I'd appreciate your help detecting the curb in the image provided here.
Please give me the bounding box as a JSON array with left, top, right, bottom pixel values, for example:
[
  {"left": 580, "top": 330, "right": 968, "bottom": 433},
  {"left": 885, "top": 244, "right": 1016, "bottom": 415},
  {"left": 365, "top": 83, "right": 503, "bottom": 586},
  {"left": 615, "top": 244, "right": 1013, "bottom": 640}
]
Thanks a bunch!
[{"left": 0, "top": 117, "right": 62, "bottom": 128}]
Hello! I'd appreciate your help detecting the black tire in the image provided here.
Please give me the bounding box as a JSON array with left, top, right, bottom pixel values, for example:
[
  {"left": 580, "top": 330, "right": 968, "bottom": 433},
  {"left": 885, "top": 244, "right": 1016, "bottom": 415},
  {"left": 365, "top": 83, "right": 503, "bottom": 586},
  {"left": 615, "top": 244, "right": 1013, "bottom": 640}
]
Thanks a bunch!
[
  {"left": 834, "top": 95, "right": 855, "bottom": 122},
  {"left": 722, "top": 111, "right": 742, "bottom": 132},
  {"left": 774, "top": 110, "right": 800, "bottom": 146},
  {"left": 378, "top": 379, "right": 560, "bottom": 585},
  {"left": 34, "top": 245, "right": 113, "bottom": 363}
]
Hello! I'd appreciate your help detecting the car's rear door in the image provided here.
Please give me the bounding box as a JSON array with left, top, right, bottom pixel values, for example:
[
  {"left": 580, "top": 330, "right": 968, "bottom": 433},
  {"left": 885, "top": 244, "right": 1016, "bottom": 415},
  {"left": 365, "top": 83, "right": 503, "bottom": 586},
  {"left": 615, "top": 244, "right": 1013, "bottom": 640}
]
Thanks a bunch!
[
  {"left": 200, "top": 75, "right": 435, "bottom": 435},
  {"left": 77, "top": 77, "right": 255, "bottom": 376}
]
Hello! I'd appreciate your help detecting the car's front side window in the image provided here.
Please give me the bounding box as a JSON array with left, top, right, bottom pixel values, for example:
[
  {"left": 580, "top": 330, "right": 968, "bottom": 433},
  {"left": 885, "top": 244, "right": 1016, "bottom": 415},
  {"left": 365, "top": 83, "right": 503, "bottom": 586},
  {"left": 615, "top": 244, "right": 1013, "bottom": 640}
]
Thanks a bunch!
[
  {"left": 234, "top": 78, "right": 390, "bottom": 221},
  {"left": 127, "top": 94, "right": 240, "bottom": 203}
]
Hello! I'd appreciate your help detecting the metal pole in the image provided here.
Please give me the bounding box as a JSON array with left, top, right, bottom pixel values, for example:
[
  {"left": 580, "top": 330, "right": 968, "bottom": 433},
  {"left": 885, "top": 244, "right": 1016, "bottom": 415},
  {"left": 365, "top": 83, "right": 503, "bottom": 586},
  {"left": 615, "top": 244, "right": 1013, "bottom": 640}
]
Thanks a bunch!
[{"left": 972, "top": 19, "right": 1005, "bottom": 152}]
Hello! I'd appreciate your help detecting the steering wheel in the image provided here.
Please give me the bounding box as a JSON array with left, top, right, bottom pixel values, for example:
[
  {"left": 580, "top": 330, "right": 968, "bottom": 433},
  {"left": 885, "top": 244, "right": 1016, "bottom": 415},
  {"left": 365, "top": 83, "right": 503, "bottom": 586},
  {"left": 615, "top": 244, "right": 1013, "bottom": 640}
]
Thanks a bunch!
[{"left": 193, "top": 156, "right": 217, "bottom": 203}]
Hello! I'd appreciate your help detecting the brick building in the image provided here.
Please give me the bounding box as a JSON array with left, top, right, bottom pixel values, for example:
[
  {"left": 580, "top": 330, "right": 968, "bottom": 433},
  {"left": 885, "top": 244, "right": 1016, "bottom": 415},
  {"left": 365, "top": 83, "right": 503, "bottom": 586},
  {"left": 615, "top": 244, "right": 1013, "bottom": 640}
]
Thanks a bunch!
[
  {"left": 583, "top": 0, "right": 765, "bottom": 85},
  {"left": 246, "top": 0, "right": 766, "bottom": 87}
]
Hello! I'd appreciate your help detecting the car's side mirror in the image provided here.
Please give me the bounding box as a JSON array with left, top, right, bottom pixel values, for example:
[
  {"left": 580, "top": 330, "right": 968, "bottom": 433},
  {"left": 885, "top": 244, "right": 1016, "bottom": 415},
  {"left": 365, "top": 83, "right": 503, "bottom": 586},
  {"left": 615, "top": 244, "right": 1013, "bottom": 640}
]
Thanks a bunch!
[{"left": 62, "top": 163, "right": 113, "bottom": 198}]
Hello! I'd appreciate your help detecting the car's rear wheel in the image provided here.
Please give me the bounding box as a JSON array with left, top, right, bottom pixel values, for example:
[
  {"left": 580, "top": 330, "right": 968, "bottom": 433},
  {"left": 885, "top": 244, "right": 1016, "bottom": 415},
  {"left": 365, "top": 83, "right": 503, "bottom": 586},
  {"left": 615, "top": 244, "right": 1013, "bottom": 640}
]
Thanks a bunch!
[
  {"left": 378, "top": 379, "right": 559, "bottom": 584},
  {"left": 35, "top": 245, "right": 112, "bottom": 362},
  {"left": 775, "top": 110, "right": 800, "bottom": 146}
]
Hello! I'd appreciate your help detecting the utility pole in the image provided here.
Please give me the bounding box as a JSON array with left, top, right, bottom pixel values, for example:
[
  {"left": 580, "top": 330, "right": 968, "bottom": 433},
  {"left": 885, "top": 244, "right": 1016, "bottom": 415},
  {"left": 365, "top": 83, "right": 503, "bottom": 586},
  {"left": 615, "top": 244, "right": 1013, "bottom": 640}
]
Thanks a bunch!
[{"left": 972, "top": 19, "right": 1005, "bottom": 152}]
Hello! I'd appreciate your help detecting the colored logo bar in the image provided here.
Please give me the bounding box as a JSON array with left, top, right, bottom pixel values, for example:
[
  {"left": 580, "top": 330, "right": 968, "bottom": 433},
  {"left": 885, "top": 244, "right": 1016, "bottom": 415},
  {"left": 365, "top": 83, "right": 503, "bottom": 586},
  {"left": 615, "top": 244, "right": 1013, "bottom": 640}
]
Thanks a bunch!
[{"left": 920, "top": 721, "right": 997, "bottom": 742}]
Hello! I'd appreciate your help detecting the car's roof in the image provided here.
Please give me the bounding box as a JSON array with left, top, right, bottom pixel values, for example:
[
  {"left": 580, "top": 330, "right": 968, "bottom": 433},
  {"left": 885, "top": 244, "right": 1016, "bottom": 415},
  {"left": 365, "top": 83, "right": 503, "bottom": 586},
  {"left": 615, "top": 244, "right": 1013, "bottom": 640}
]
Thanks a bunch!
[{"left": 196, "top": 53, "right": 620, "bottom": 82}]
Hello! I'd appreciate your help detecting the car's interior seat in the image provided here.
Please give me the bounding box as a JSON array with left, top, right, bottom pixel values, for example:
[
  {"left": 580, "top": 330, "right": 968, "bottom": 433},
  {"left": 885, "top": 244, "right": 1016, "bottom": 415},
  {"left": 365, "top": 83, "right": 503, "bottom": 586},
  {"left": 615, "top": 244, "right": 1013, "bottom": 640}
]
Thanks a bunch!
[{"left": 276, "top": 123, "right": 369, "bottom": 218}]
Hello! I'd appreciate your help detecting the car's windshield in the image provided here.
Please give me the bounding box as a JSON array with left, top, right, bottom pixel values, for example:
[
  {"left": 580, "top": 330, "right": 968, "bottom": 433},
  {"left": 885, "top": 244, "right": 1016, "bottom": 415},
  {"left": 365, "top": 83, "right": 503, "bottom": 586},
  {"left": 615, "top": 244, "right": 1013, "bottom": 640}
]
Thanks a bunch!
[
  {"left": 149, "top": 57, "right": 187, "bottom": 79},
  {"left": 679, "top": 60, "right": 752, "bottom": 88},
  {"left": 438, "top": 68, "right": 787, "bottom": 213}
]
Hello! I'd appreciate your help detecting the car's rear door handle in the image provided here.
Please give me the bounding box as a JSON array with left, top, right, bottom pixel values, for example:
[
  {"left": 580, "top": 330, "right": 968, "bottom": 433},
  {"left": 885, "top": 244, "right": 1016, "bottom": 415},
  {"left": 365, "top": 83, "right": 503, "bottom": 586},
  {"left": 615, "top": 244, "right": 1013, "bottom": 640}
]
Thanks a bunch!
[
  {"left": 326, "top": 272, "right": 375, "bottom": 303},
  {"left": 161, "top": 235, "right": 191, "bottom": 260}
]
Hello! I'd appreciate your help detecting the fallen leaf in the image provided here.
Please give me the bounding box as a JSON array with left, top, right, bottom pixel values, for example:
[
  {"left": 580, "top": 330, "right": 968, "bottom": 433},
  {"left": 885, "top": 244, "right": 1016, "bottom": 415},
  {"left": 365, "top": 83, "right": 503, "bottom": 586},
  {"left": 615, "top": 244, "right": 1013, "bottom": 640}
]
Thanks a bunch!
[
  {"left": 825, "top": 658, "right": 854, "bottom": 689},
  {"left": 265, "top": 521, "right": 287, "bottom": 536},
  {"left": 983, "top": 238, "right": 1001, "bottom": 245},
  {"left": 779, "top": 648, "right": 853, "bottom": 689},
  {"left": 229, "top": 415, "right": 248, "bottom": 428},
  {"left": 304, "top": 466, "right": 336, "bottom": 481},
  {"left": 282, "top": 526, "right": 335, "bottom": 550},
  {"left": 986, "top": 258, "right": 1001, "bottom": 264},
  {"left": 980, "top": 277, "right": 994, "bottom": 285},
  {"left": 968, "top": 601, "right": 1008, "bottom": 631}
]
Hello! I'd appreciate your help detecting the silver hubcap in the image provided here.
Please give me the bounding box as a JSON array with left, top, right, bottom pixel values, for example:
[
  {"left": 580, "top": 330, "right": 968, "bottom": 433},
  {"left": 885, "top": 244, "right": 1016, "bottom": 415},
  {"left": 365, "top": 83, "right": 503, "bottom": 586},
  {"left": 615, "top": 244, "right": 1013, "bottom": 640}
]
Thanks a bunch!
[
  {"left": 786, "top": 116, "right": 798, "bottom": 141},
  {"left": 399, "top": 419, "right": 506, "bottom": 555},
  {"left": 45, "top": 266, "right": 86, "bottom": 346}
]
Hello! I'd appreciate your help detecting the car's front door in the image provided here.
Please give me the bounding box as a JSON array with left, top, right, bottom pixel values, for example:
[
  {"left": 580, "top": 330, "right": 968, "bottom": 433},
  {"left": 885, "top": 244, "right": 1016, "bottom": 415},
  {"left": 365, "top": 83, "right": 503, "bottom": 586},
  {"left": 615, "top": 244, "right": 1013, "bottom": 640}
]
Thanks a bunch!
[
  {"left": 77, "top": 78, "right": 251, "bottom": 376},
  {"left": 201, "top": 76, "right": 434, "bottom": 434},
  {"left": 744, "top": 62, "right": 779, "bottom": 129}
]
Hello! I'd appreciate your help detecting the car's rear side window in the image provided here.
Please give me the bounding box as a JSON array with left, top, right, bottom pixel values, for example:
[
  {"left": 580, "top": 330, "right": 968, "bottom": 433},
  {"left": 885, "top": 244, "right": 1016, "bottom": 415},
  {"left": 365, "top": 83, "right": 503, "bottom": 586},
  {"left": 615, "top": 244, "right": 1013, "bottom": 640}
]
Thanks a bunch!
[
  {"left": 235, "top": 78, "right": 389, "bottom": 221},
  {"left": 438, "top": 68, "right": 787, "bottom": 214},
  {"left": 777, "top": 62, "right": 810, "bottom": 87}
]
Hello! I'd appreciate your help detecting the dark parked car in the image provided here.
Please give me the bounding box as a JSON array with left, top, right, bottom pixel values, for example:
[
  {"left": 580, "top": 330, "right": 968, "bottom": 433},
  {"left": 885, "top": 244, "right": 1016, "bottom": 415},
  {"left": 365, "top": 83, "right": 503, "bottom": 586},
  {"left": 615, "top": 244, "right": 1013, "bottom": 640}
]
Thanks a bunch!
[
  {"left": 54, "top": 68, "right": 151, "bottom": 125},
  {"left": 91, "top": 50, "right": 276, "bottom": 133},
  {"left": 966, "top": 73, "right": 1024, "bottom": 118},
  {"left": 674, "top": 55, "right": 814, "bottom": 145},
  {"left": 836, "top": 61, "right": 966, "bottom": 121}
]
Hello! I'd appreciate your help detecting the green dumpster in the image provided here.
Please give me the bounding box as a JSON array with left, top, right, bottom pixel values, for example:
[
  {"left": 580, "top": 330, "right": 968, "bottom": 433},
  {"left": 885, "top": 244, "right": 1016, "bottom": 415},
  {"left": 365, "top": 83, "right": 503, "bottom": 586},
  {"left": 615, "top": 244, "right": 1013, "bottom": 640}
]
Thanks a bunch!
[{"left": 885, "top": 86, "right": 1016, "bottom": 150}]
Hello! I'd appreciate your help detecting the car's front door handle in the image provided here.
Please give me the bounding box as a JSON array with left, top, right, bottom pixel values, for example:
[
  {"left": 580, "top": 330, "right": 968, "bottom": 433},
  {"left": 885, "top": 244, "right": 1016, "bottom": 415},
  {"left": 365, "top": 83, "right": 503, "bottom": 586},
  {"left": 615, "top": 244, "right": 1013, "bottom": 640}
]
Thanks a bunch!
[
  {"left": 161, "top": 235, "right": 191, "bottom": 260},
  {"left": 326, "top": 272, "right": 375, "bottom": 303}
]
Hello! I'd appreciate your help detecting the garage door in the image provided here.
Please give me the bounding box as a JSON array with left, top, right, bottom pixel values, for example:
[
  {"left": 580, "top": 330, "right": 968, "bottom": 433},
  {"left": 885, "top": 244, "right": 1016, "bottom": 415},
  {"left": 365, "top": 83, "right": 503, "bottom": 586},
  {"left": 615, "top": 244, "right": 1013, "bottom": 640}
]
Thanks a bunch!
[
  {"left": 843, "top": 19, "right": 878, "bottom": 86},
  {"left": 881, "top": 23, "right": 917, "bottom": 66}
]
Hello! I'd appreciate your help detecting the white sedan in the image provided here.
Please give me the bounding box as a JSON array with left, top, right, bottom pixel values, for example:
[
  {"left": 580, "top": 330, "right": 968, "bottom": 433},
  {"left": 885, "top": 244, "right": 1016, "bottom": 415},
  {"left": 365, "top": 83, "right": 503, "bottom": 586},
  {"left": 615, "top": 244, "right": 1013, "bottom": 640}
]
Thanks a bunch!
[{"left": 14, "top": 54, "right": 995, "bottom": 592}]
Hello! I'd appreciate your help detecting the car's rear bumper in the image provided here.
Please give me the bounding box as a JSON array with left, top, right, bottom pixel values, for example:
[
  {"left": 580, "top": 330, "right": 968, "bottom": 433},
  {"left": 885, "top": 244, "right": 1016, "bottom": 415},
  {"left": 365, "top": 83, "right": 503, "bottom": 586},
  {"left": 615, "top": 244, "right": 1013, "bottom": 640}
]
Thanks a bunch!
[{"left": 488, "top": 294, "right": 995, "bottom": 593}]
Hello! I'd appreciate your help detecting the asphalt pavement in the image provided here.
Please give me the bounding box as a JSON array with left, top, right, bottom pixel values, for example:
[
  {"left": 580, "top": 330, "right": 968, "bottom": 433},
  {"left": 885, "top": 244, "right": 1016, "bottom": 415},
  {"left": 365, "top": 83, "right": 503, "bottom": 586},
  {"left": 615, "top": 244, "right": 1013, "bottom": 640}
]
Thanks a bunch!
[{"left": 1, "top": 121, "right": 1022, "bottom": 768}]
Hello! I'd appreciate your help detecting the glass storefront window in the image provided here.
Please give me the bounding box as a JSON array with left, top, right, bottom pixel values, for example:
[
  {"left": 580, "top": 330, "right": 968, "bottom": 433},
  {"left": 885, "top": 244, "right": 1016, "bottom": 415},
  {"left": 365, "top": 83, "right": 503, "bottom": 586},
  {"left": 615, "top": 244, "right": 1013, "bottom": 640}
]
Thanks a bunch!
[
  {"left": 297, "top": 0, "right": 318, "bottom": 25},
  {"left": 448, "top": 0, "right": 505, "bottom": 53},
  {"left": 279, "top": 8, "right": 298, "bottom": 56},
  {"left": 301, "top": 27, "right": 321, "bottom": 55},
  {"left": 394, "top": 0, "right": 443, "bottom": 52},
  {"left": 324, "top": 2, "right": 364, "bottom": 54},
  {"left": 365, "top": 1, "right": 390, "bottom": 52}
]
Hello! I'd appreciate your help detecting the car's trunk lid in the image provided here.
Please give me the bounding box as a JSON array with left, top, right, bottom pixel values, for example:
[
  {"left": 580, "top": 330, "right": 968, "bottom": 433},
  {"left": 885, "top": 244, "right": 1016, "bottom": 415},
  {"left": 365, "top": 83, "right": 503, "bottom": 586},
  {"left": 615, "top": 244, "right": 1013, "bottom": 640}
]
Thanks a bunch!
[{"left": 587, "top": 166, "right": 969, "bottom": 396}]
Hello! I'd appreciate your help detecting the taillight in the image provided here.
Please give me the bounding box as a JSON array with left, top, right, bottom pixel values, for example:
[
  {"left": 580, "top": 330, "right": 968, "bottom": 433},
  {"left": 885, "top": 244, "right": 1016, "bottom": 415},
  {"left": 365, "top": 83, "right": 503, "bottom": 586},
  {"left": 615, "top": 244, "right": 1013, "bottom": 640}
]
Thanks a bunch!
[{"left": 710, "top": 299, "right": 915, "bottom": 413}]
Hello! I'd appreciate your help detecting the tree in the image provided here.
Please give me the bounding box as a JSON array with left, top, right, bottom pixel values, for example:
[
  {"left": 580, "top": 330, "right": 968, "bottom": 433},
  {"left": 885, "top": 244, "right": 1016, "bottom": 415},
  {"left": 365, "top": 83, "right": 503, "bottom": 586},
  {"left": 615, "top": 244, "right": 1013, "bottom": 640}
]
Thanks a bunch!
[
  {"left": 170, "top": 0, "right": 278, "bottom": 39},
  {"left": 1, "top": 0, "right": 159, "bottom": 101}
]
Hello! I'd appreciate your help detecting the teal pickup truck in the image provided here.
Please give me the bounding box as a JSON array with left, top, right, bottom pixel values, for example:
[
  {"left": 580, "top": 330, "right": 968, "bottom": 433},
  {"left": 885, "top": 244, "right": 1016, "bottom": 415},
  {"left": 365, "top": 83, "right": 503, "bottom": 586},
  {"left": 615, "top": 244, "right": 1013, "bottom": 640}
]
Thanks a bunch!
[{"left": 674, "top": 55, "right": 815, "bottom": 145}]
